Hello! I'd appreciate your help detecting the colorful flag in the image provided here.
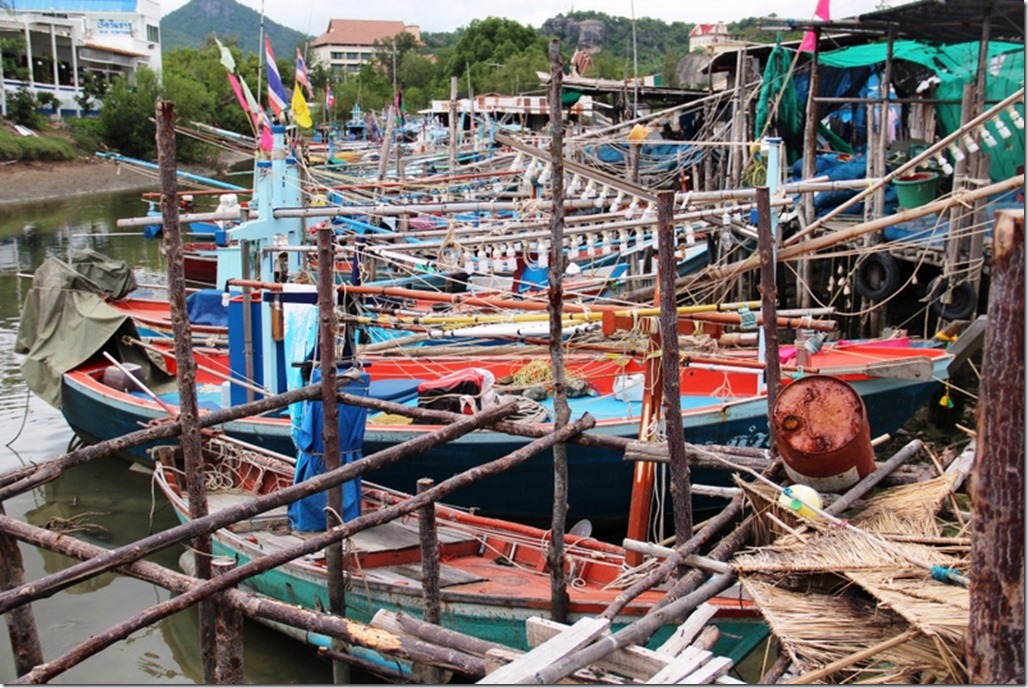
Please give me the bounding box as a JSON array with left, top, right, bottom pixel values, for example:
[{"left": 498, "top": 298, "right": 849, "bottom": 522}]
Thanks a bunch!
[
  {"left": 295, "top": 49, "right": 314, "bottom": 99},
  {"left": 291, "top": 82, "right": 313, "bottom": 128},
  {"left": 799, "top": 0, "right": 831, "bottom": 52},
  {"left": 213, "top": 35, "right": 236, "bottom": 73},
  {"left": 325, "top": 83, "right": 336, "bottom": 110},
  {"left": 264, "top": 36, "right": 289, "bottom": 118},
  {"left": 226, "top": 72, "right": 249, "bottom": 115}
]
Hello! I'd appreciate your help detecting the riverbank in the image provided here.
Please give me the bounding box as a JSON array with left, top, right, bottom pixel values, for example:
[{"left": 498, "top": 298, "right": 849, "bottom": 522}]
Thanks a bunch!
[{"left": 0, "top": 157, "right": 234, "bottom": 207}]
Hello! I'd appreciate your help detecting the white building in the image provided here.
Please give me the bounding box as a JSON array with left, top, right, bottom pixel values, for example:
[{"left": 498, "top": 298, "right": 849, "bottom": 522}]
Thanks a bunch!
[
  {"left": 0, "top": 0, "right": 162, "bottom": 116},
  {"left": 310, "top": 19, "right": 420, "bottom": 76}
]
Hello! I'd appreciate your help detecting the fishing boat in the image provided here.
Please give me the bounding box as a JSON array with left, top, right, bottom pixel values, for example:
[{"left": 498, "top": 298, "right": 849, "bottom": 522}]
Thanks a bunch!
[
  {"left": 22, "top": 252, "right": 952, "bottom": 523},
  {"left": 151, "top": 435, "right": 766, "bottom": 660}
]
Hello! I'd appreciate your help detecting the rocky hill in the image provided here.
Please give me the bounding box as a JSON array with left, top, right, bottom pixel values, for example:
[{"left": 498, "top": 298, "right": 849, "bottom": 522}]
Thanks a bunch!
[{"left": 161, "top": 0, "right": 310, "bottom": 57}]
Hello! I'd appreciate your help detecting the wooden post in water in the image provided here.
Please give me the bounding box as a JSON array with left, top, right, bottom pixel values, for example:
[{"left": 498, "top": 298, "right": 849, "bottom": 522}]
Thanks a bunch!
[
  {"left": 156, "top": 99, "right": 217, "bottom": 682},
  {"left": 968, "top": 210, "right": 1025, "bottom": 683},
  {"left": 317, "top": 224, "right": 349, "bottom": 684},
  {"left": 416, "top": 478, "right": 445, "bottom": 684},
  {"left": 0, "top": 503, "right": 43, "bottom": 676},
  {"left": 211, "top": 557, "right": 244, "bottom": 683},
  {"left": 756, "top": 186, "right": 781, "bottom": 418},
  {"left": 656, "top": 190, "right": 691, "bottom": 545},
  {"left": 798, "top": 27, "right": 821, "bottom": 311},
  {"left": 545, "top": 38, "right": 570, "bottom": 624}
]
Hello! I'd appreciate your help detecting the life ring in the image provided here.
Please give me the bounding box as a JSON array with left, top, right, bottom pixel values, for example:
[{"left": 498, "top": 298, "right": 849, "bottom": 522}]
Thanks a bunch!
[
  {"left": 854, "top": 252, "right": 902, "bottom": 301},
  {"left": 928, "top": 277, "right": 977, "bottom": 321}
]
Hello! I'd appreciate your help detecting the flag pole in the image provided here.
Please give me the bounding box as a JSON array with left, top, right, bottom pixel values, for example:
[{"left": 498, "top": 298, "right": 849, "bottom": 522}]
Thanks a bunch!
[{"left": 256, "top": 0, "right": 266, "bottom": 106}]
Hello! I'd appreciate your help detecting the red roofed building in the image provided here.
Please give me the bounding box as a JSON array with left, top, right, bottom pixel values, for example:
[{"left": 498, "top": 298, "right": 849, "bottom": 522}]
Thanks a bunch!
[
  {"left": 311, "top": 19, "right": 421, "bottom": 75},
  {"left": 688, "top": 22, "right": 730, "bottom": 51}
]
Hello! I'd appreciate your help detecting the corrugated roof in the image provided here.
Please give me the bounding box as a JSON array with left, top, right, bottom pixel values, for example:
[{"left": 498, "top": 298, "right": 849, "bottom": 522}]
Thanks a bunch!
[
  {"left": 10, "top": 0, "right": 137, "bottom": 12},
  {"left": 772, "top": 0, "right": 1025, "bottom": 45},
  {"left": 311, "top": 19, "right": 410, "bottom": 48}
]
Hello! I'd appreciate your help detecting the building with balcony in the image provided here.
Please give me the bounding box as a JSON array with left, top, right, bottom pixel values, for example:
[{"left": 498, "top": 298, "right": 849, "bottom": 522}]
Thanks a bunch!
[
  {"left": 310, "top": 19, "right": 420, "bottom": 76},
  {"left": 0, "top": 0, "right": 162, "bottom": 116}
]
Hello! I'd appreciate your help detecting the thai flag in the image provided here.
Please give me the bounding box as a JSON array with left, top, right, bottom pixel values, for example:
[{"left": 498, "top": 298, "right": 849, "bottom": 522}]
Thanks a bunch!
[
  {"left": 296, "top": 49, "right": 314, "bottom": 99},
  {"left": 264, "top": 36, "right": 289, "bottom": 118},
  {"left": 325, "top": 83, "right": 336, "bottom": 109}
]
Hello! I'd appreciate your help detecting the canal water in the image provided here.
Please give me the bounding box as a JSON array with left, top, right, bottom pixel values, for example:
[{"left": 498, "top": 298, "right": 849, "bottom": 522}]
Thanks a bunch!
[{"left": 0, "top": 190, "right": 333, "bottom": 683}]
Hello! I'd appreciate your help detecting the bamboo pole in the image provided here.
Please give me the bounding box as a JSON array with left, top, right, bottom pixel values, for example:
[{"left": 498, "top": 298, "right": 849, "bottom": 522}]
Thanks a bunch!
[
  {"left": 657, "top": 190, "right": 691, "bottom": 546},
  {"left": 545, "top": 38, "right": 570, "bottom": 624},
  {"left": 416, "top": 478, "right": 445, "bottom": 685},
  {"left": 968, "top": 210, "right": 1025, "bottom": 683},
  {"left": 12, "top": 415, "right": 595, "bottom": 683},
  {"left": 756, "top": 186, "right": 781, "bottom": 419},
  {"left": 316, "top": 224, "right": 349, "bottom": 685},
  {"left": 0, "top": 402, "right": 520, "bottom": 616},
  {"left": 156, "top": 99, "right": 216, "bottom": 682},
  {"left": 0, "top": 516, "right": 487, "bottom": 682},
  {"left": 0, "top": 379, "right": 354, "bottom": 501}
]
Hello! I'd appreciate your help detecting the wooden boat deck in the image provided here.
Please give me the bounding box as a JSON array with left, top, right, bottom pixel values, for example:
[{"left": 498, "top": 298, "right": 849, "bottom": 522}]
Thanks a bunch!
[{"left": 205, "top": 490, "right": 487, "bottom": 587}]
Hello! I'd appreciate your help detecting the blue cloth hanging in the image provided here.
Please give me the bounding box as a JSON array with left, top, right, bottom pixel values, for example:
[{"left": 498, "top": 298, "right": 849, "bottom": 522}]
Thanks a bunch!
[{"left": 288, "top": 368, "right": 370, "bottom": 531}]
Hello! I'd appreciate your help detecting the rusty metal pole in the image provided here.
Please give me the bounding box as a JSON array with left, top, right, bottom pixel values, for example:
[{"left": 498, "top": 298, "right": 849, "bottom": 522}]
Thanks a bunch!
[
  {"left": 968, "top": 210, "right": 1025, "bottom": 684},
  {"left": 656, "top": 190, "right": 691, "bottom": 545},
  {"left": 211, "top": 556, "right": 244, "bottom": 684},
  {"left": 317, "top": 225, "right": 348, "bottom": 684},
  {"left": 156, "top": 99, "right": 216, "bottom": 682},
  {"left": 416, "top": 477, "right": 445, "bottom": 684},
  {"left": 545, "top": 38, "right": 570, "bottom": 624},
  {"left": 756, "top": 186, "right": 781, "bottom": 422},
  {"left": 0, "top": 503, "right": 43, "bottom": 676}
]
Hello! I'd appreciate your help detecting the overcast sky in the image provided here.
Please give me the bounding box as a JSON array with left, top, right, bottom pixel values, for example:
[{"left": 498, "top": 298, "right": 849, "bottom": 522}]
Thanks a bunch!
[{"left": 159, "top": 0, "right": 898, "bottom": 36}]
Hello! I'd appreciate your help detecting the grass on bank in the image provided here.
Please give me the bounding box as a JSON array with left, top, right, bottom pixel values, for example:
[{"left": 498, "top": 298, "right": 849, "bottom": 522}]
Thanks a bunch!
[{"left": 0, "top": 115, "right": 107, "bottom": 162}]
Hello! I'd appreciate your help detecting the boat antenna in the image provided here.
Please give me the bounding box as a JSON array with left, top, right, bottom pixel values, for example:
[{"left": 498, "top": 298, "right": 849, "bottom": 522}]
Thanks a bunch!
[{"left": 630, "top": 0, "right": 639, "bottom": 117}]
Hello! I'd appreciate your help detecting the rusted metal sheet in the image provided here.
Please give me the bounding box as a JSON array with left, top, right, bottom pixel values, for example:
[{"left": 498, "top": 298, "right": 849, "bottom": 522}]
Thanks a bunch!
[{"left": 771, "top": 375, "right": 875, "bottom": 491}]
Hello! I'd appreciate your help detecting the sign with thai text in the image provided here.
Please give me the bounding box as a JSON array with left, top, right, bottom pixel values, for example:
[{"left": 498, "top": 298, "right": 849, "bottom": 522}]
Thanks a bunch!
[{"left": 96, "top": 19, "right": 133, "bottom": 35}]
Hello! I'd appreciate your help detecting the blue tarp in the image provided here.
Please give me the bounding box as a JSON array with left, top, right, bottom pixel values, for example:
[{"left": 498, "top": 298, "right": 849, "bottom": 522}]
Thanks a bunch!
[
  {"left": 287, "top": 368, "right": 370, "bottom": 531},
  {"left": 185, "top": 289, "right": 230, "bottom": 326}
]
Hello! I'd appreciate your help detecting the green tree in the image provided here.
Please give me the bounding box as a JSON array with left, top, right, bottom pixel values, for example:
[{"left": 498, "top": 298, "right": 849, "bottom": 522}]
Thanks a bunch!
[
  {"left": 74, "top": 72, "right": 109, "bottom": 113},
  {"left": 661, "top": 50, "right": 681, "bottom": 88},
  {"left": 7, "top": 86, "right": 41, "bottom": 128},
  {"left": 98, "top": 66, "right": 217, "bottom": 163},
  {"left": 444, "top": 17, "right": 546, "bottom": 84}
]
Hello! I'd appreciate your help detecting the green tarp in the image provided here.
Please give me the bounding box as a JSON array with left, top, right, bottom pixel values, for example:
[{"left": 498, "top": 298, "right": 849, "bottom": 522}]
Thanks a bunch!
[{"left": 15, "top": 252, "right": 168, "bottom": 409}]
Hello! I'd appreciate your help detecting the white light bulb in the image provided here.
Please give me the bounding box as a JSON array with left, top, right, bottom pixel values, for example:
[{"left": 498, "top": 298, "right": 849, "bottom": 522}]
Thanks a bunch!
[
  {"left": 948, "top": 143, "right": 965, "bottom": 162},
  {"left": 979, "top": 126, "right": 997, "bottom": 148},
  {"left": 1007, "top": 105, "right": 1025, "bottom": 130},
  {"left": 994, "top": 118, "right": 1012, "bottom": 140},
  {"left": 961, "top": 133, "right": 979, "bottom": 153}
]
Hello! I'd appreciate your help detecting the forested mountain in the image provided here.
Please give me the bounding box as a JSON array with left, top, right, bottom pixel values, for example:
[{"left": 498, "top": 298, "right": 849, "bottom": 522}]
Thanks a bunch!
[{"left": 161, "top": 0, "right": 310, "bottom": 58}]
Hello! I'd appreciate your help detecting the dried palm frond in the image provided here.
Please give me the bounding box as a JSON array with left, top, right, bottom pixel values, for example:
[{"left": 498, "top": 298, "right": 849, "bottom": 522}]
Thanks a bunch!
[
  {"left": 845, "top": 569, "right": 969, "bottom": 644},
  {"left": 740, "top": 576, "right": 966, "bottom": 683},
  {"left": 853, "top": 473, "right": 960, "bottom": 537}
]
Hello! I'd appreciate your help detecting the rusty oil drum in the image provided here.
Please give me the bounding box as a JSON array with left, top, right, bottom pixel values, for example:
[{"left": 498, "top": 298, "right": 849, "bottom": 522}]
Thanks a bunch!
[{"left": 771, "top": 375, "right": 875, "bottom": 492}]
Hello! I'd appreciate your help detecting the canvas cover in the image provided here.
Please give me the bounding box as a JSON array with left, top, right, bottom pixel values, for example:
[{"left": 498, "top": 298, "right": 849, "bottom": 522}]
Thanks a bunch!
[{"left": 15, "top": 255, "right": 168, "bottom": 408}]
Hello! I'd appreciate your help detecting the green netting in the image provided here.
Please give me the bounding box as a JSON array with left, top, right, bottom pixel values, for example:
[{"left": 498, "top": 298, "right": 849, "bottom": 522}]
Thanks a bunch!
[{"left": 753, "top": 38, "right": 803, "bottom": 164}]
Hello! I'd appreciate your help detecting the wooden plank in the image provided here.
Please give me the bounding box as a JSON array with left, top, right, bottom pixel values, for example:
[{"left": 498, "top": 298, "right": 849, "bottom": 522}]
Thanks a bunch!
[
  {"left": 657, "top": 603, "right": 719, "bottom": 656},
  {"left": 527, "top": 616, "right": 670, "bottom": 679},
  {"left": 646, "top": 646, "right": 711, "bottom": 683},
  {"left": 680, "top": 655, "right": 733, "bottom": 684},
  {"left": 484, "top": 645, "right": 630, "bottom": 684},
  {"left": 479, "top": 616, "right": 610, "bottom": 684}
]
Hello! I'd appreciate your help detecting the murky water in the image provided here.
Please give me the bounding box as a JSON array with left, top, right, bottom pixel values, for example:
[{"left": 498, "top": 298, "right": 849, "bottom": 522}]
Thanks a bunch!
[{"left": 0, "top": 191, "right": 333, "bottom": 683}]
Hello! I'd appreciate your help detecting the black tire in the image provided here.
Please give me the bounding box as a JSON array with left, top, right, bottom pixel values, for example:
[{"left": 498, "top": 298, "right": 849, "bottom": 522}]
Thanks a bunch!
[
  {"left": 928, "top": 278, "right": 977, "bottom": 321},
  {"left": 854, "top": 252, "right": 902, "bottom": 301}
]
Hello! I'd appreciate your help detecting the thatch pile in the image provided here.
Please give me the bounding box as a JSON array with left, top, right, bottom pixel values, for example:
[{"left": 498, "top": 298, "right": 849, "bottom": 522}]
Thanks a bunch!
[{"left": 732, "top": 473, "right": 970, "bottom": 683}]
